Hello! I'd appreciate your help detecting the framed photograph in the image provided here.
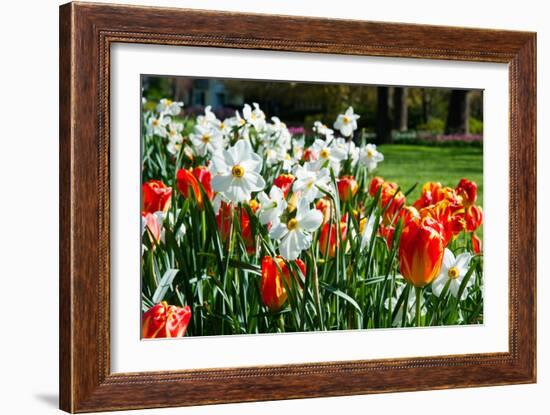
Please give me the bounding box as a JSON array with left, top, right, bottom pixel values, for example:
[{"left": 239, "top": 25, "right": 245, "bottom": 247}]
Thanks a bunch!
[{"left": 59, "top": 2, "right": 536, "bottom": 412}]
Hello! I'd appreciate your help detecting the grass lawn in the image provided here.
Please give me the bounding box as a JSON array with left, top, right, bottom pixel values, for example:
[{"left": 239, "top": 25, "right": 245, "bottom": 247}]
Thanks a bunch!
[{"left": 375, "top": 144, "right": 483, "bottom": 207}]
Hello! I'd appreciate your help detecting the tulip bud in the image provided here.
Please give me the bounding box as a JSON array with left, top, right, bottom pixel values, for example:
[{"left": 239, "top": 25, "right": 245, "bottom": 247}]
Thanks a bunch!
[
  {"left": 176, "top": 168, "right": 203, "bottom": 206},
  {"left": 315, "top": 197, "right": 332, "bottom": 225},
  {"left": 142, "top": 180, "right": 172, "bottom": 214},
  {"left": 142, "top": 302, "right": 192, "bottom": 338},
  {"left": 319, "top": 219, "right": 348, "bottom": 258},
  {"left": 260, "top": 256, "right": 306, "bottom": 312},
  {"left": 192, "top": 166, "right": 214, "bottom": 201},
  {"left": 273, "top": 174, "right": 295, "bottom": 198},
  {"left": 456, "top": 178, "right": 478, "bottom": 208},
  {"left": 337, "top": 175, "right": 359, "bottom": 202},
  {"left": 215, "top": 202, "right": 255, "bottom": 254},
  {"left": 472, "top": 233, "right": 482, "bottom": 254},
  {"left": 142, "top": 212, "right": 162, "bottom": 243},
  {"left": 368, "top": 176, "right": 385, "bottom": 197},
  {"left": 465, "top": 205, "right": 483, "bottom": 232},
  {"left": 399, "top": 216, "right": 445, "bottom": 287}
]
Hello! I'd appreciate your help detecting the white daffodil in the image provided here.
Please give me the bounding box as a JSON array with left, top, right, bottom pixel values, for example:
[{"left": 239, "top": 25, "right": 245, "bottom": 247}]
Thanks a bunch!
[
  {"left": 243, "top": 103, "right": 266, "bottom": 131},
  {"left": 309, "top": 138, "right": 348, "bottom": 174},
  {"left": 313, "top": 121, "right": 334, "bottom": 139},
  {"left": 334, "top": 137, "right": 360, "bottom": 167},
  {"left": 431, "top": 249, "right": 473, "bottom": 299},
  {"left": 197, "top": 105, "right": 220, "bottom": 128},
  {"left": 225, "top": 110, "right": 250, "bottom": 140},
  {"left": 189, "top": 124, "right": 223, "bottom": 157},
  {"left": 167, "top": 135, "right": 183, "bottom": 156},
  {"left": 360, "top": 214, "right": 378, "bottom": 251},
  {"left": 269, "top": 199, "right": 323, "bottom": 260},
  {"left": 291, "top": 136, "right": 305, "bottom": 161},
  {"left": 267, "top": 116, "right": 292, "bottom": 148},
  {"left": 333, "top": 106, "right": 360, "bottom": 137},
  {"left": 165, "top": 122, "right": 183, "bottom": 155},
  {"left": 147, "top": 114, "right": 170, "bottom": 137},
  {"left": 257, "top": 186, "right": 287, "bottom": 225},
  {"left": 384, "top": 282, "right": 419, "bottom": 327},
  {"left": 211, "top": 139, "right": 266, "bottom": 203},
  {"left": 359, "top": 143, "right": 384, "bottom": 171},
  {"left": 292, "top": 164, "right": 332, "bottom": 203},
  {"left": 156, "top": 98, "right": 183, "bottom": 116}
]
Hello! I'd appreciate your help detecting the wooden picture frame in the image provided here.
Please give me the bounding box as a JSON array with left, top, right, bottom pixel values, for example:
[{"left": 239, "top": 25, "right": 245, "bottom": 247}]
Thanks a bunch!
[{"left": 59, "top": 2, "right": 536, "bottom": 412}]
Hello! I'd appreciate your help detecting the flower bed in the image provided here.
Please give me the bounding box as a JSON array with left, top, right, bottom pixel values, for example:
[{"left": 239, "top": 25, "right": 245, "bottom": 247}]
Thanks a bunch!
[{"left": 140, "top": 99, "right": 484, "bottom": 338}]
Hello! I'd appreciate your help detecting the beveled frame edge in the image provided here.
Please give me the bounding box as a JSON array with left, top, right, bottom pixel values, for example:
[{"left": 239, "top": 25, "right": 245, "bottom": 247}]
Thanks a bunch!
[{"left": 59, "top": 2, "right": 536, "bottom": 413}]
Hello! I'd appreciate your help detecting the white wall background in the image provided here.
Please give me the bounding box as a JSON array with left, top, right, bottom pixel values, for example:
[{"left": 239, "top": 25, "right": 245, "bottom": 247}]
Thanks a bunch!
[{"left": 0, "top": 0, "right": 546, "bottom": 413}]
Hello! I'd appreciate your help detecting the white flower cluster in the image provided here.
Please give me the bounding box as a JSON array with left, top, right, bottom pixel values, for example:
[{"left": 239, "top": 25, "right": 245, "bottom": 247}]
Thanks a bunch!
[{"left": 144, "top": 99, "right": 386, "bottom": 260}]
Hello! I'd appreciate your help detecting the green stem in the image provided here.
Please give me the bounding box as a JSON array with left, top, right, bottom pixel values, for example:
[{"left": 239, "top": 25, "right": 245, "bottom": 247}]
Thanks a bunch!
[{"left": 415, "top": 286, "right": 422, "bottom": 327}]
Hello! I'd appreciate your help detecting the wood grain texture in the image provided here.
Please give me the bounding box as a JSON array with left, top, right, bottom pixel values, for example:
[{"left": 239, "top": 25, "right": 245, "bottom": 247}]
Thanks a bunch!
[{"left": 59, "top": 2, "right": 537, "bottom": 412}]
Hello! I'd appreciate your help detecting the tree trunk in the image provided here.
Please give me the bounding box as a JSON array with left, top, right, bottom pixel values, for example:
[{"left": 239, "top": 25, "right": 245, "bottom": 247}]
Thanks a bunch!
[
  {"left": 393, "top": 87, "right": 408, "bottom": 132},
  {"left": 445, "top": 89, "right": 470, "bottom": 134},
  {"left": 376, "top": 86, "right": 392, "bottom": 144}
]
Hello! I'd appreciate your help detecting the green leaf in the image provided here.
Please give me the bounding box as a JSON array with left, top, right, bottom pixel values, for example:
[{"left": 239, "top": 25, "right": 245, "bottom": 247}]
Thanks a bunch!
[
  {"left": 320, "top": 282, "right": 362, "bottom": 316},
  {"left": 152, "top": 268, "right": 179, "bottom": 304}
]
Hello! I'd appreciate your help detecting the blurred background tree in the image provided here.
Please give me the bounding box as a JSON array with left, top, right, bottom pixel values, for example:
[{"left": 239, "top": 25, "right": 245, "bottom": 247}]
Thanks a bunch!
[{"left": 142, "top": 76, "right": 483, "bottom": 143}]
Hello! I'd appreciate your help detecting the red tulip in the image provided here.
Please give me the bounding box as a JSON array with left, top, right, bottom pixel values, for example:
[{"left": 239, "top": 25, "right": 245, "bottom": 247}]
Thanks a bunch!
[
  {"left": 368, "top": 176, "right": 386, "bottom": 197},
  {"left": 176, "top": 168, "right": 203, "bottom": 206},
  {"left": 472, "top": 233, "right": 482, "bottom": 254},
  {"left": 303, "top": 148, "right": 317, "bottom": 162},
  {"left": 216, "top": 202, "right": 255, "bottom": 254},
  {"left": 260, "top": 256, "right": 306, "bottom": 312},
  {"left": 192, "top": 166, "right": 213, "bottom": 201},
  {"left": 396, "top": 205, "right": 419, "bottom": 226},
  {"left": 456, "top": 178, "right": 478, "bottom": 208},
  {"left": 142, "top": 180, "right": 172, "bottom": 214},
  {"left": 399, "top": 216, "right": 445, "bottom": 287},
  {"left": 319, "top": 219, "right": 348, "bottom": 258},
  {"left": 337, "top": 175, "right": 359, "bottom": 202},
  {"left": 413, "top": 181, "right": 442, "bottom": 210},
  {"left": 142, "top": 302, "right": 192, "bottom": 338},
  {"left": 420, "top": 200, "right": 465, "bottom": 245},
  {"left": 379, "top": 224, "right": 396, "bottom": 249},
  {"left": 465, "top": 205, "right": 483, "bottom": 232},
  {"left": 273, "top": 174, "right": 295, "bottom": 198},
  {"left": 368, "top": 178, "right": 406, "bottom": 225}
]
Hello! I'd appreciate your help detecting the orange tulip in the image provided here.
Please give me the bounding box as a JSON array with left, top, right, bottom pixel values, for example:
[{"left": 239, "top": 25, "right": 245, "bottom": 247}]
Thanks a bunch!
[
  {"left": 396, "top": 205, "right": 419, "bottom": 226},
  {"left": 315, "top": 197, "right": 332, "bottom": 225},
  {"left": 399, "top": 216, "right": 445, "bottom": 287},
  {"left": 368, "top": 176, "right": 386, "bottom": 197},
  {"left": 465, "top": 205, "right": 483, "bottom": 232},
  {"left": 142, "top": 302, "right": 192, "bottom": 338},
  {"left": 456, "top": 178, "right": 478, "bottom": 208},
  {"left": 420, "top": 200, "right": 465, "bottom": 245},
  {"left": 319, "top": 217, "right": 348, "bottom": 258},
  {"left": 192, "top": 166, "right": 213, "bottom": 201},
  {"left": 216, "top": 202, "right": 255, "bottom": 254},
  {"left": 472, "top": 233, "right": 482, "bottom": 254},
  {"left": 176, "top": 168, "right": 203, "bottom": 206},
  {"left": 412, "top": 181, "right": 442, "bottom": 209},
  {"left": 379, "top": 224, "right": 396, "bottom": 249},
  {"left": 142, "top": 180, "right": 172, "bottom": 214},
  {"left": 273, "top": 174, "right": 295, "bottom": 198},
  {"left": 260, "top": 256, "right": 306, "bottom": 312},
  {"left": 368, "top": 177, "right": 406, "bottom": 225},
  {"left": 337, "top": 175, "right": 359, "bottom": 202},
  {"left": 248, "top": 199, "right": 260, "bottom": 214}
]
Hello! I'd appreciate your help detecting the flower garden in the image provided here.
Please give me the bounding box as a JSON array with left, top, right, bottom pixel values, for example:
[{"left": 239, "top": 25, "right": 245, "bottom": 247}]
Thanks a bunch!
[{"left": 140, "top": 98, "right": 483, "bottom": 339}]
